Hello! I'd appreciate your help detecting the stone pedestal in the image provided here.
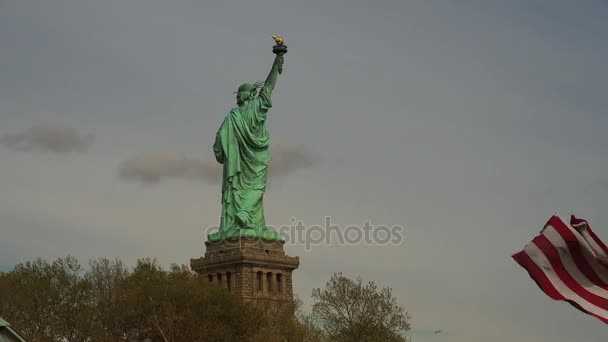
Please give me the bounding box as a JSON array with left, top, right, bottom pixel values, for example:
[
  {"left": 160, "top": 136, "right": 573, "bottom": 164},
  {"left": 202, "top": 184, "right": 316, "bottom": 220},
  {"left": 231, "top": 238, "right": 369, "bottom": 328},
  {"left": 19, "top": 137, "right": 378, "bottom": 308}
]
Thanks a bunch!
[{"left": 190, "top": 238, "right": 299, "bottom": 310}]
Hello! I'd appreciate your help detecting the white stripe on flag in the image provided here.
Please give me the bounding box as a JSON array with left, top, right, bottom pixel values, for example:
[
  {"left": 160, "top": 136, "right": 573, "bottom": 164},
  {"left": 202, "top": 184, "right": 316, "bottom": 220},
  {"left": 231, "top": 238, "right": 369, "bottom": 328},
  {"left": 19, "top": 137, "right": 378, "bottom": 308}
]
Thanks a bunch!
[
  {"left": 573, "top": 220, "right": 608, "bottom": 267},
  {"left": 513, "top": 215, "right": 608, "bottom": 324},
  {"left": 559, "top": 219, "right": 608, "bottom": 285},
  {"left": 542, "top": 226, "right": 608, "bottom": 299},
  {"left": 524, "top": 242, "right": 608, "bottom": 318}
]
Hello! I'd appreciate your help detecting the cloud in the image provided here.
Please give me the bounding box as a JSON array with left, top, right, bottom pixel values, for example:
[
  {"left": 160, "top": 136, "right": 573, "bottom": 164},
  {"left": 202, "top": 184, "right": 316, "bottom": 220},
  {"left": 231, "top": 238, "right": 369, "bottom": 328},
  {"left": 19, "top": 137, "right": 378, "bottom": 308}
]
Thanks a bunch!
[
  {"left": 118, "top": 152, "right": 220, "bottom": 185},
  {"left": 1, "top": 123, "right": 93, "bottom": 154},
  {"left": 118, "top": 143, "right": 319, "bottom": 185},
  {"left": 268, "top": 143, "right": 320, "bottom": 179}
]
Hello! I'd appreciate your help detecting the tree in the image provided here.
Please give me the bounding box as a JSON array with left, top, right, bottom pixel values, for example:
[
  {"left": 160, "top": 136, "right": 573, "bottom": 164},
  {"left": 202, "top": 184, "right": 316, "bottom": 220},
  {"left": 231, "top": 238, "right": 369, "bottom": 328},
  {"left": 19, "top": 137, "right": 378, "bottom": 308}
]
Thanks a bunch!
[
  {"left": 0, "top": 256, "right": 94, "bottom": 342},
  {"left": 249, "top": 293, "right": 306, "bottom": 342},
  {"left": 1, "top": 257, "right": 414, "bottom": 342},
  {"left": 118, "top": 258, "right": 261, "bottom": 342},
  {"left": 0, "top": 256, "right": 266, "bottom": 342},
  {"left": 298, "top": 314, "right": 328, "bottom": 342},
  {"left": 311, "top": 273, "right": 411, "bottom": 342},
  {"left": 85, "top": 257, "right": 129, "bottom": 341}
]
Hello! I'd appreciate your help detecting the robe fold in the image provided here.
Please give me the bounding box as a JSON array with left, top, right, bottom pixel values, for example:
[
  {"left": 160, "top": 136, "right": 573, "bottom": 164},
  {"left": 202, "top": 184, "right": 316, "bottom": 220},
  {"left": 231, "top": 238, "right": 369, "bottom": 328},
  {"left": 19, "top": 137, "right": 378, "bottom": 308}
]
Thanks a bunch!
[{"left": 213, "top": 90, "right": 272, "bottom": 235}]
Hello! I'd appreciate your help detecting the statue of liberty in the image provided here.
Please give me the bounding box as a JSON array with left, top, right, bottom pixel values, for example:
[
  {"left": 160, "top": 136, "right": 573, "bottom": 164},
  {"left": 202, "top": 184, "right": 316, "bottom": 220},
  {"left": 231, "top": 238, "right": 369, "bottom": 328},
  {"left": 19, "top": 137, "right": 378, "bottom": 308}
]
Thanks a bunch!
[{"left": 208, "top": 36, "right": 287, "bottom": 242}]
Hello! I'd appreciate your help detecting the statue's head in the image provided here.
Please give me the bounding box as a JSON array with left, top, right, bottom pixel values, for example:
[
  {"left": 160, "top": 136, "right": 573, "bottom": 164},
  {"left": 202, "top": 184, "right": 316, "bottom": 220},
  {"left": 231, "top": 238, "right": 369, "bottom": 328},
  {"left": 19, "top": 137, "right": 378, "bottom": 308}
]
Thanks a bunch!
[{"left": 235, "top": 81, "right": 263, "bottom": 106}]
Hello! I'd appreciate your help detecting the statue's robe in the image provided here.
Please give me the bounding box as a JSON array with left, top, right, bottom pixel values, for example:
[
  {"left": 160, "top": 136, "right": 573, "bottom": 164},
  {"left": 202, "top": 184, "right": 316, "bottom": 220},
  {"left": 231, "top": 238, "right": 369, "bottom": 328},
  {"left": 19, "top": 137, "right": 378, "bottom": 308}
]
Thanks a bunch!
[{"left": 213, "top": 90, "right": 272, "bottom": 235}]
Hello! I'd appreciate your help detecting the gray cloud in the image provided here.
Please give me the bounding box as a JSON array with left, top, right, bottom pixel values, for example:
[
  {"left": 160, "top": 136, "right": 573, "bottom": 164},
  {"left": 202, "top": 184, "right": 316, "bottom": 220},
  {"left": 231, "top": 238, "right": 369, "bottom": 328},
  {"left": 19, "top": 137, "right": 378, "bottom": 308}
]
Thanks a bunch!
[
  {"left": 118, "top": 143, "right": 319, "bottom": 185},
  {"left": 268, "top": 143, "right": 320, "bottom": 179},
  {"left": 1, "top": 123, "right": 93, "bottom": 154},
  {"left": 118, "top": 152, "right": 220, "bottom": 185}
]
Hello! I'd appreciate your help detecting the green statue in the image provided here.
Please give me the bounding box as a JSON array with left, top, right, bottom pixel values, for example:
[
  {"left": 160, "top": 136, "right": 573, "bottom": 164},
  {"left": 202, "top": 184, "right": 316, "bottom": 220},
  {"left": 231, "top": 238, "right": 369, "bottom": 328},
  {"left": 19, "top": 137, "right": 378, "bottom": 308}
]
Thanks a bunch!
[{"left": 207, "top": 36, "right": 287, "bottom": 242}]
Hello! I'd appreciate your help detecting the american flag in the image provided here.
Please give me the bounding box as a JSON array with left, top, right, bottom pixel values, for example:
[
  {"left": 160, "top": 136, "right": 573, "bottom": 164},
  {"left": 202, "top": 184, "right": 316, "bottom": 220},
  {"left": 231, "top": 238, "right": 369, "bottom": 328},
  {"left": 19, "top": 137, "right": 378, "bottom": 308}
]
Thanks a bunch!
[{"left": 513, "top": 215, "right": 608, "bottom": 324}]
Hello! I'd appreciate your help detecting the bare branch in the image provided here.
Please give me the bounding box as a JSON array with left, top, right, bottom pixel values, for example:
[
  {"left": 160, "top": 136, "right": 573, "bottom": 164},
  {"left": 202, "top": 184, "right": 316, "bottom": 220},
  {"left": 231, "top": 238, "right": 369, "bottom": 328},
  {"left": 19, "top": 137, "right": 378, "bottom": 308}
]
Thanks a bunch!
[{"left": 149, "top": 296, "right": 169, "bottom": 342}]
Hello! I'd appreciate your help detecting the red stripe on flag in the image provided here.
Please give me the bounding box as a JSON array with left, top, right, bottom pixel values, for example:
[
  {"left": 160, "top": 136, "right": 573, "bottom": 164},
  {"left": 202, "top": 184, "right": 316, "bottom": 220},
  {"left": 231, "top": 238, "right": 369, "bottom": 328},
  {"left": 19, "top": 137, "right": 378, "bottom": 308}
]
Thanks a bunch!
[
  {"left": 532, "top": 235, "right": 608, "bottom": 309},
  {"left": 512, "top": 251, "right": 563, "bottom": 300},
  {"left": 571, "top": 215, "right": 608, "bottom": 257},
  {"left": 514, "top": 215, "right": 608, "bottom": 325},
  {"left": 549, "top": 217, "right": 608, "bottom": 290}
]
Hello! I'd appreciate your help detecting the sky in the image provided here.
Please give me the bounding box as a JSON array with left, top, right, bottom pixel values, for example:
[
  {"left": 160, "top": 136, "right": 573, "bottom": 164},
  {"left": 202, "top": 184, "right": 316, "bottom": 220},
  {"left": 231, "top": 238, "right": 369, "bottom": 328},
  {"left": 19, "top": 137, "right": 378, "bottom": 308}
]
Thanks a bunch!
[{"left": 1, "top": 0, "right": 608, "bottom": 340}]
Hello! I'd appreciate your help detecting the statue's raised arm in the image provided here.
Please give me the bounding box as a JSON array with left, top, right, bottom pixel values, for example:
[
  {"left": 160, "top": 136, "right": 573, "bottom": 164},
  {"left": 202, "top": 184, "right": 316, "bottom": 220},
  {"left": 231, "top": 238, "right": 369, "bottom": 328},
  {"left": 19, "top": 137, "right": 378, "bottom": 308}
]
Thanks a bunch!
[{"left": 260, "top": 35, "right": 287, "bottom": 99}]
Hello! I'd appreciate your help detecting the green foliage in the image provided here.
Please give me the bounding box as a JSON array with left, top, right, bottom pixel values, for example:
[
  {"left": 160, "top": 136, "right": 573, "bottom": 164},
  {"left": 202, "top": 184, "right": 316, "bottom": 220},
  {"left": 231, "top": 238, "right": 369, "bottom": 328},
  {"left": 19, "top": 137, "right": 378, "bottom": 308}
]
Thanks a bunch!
[
  {"left": 297, "top": 314, "right": 328, "bottom": 342},
  {"left": 0, "top": 256, "right": 287, "bottom": 342},
  {"left": 310, "top": 273, "right": 411, "bottom": 342},
  {"left": 249, "top": 295, "right": 307, "bottom": 342},
  {"left": 0, "top": 259, "right": 412, "bottom": 342},
  {"left": 118, "top": 258, "right": 259, "bottom": 342},
  {"left": 0, "top": 256, "right": 94, "bottom": 342}
]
